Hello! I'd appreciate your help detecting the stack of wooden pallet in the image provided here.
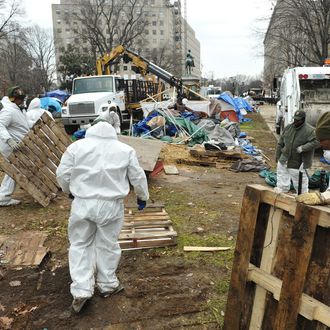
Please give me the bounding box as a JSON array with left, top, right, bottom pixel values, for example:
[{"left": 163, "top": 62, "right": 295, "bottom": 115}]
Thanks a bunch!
[
  {"left": 0, "top": 113, "right": 71, "bottom": 207},
  {"left": 121, "top": 205, "right": 177, "bottom": 250},
  {"left": 224, "top": 184, "right": 330, "bottom": 330}
]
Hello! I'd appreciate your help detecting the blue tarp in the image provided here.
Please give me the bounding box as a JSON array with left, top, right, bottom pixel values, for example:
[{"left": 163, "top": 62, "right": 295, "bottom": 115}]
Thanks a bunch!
[
  {"left": 45, "top": 89, "right": 70, "bottom": 103},
  {"left": 40, "top": 97, "right": 62, "bottom": 113}
]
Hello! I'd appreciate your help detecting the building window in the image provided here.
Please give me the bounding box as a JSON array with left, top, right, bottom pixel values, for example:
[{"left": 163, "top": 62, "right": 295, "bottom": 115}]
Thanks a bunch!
[
  {"left": 160, "top": 20, "right": 164, "bottom": 26},
  {"left": 160, "top": 30, "right": 164, "bottom": 35},
  {"left": 152, "top": 30, "right": 156, "bottom": 35},
  {"left": 145, "top": 30, "right": 149, "bottom": 34},
  {"left": 152, "top": 39, "right": 157, "bottom": 44},
  {"left": 57, "top": 28, "right": 62, "bottom": 33},
  {"left": 57, "top": 20, "right": 61, "bottom": 24},
  {"left": 152, "top": 21, "right": 156, "bottom": 26},
  {"left": 56, "top": 10, "right": 60, "bottom": 15},
  {"left": 123, "top": 66, "right": 128, "bottom": 71}
]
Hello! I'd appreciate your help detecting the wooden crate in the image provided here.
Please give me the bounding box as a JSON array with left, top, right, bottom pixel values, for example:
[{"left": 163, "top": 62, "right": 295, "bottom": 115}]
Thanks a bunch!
[
  {"left": 224, "top": 184, "right": 330, "bottom": 330},
  {"left": 121, "top": 205, "right": 177, "bottom": 250},
  {"left": 0, "top": 113, "right": 71, "bottom": 207}
]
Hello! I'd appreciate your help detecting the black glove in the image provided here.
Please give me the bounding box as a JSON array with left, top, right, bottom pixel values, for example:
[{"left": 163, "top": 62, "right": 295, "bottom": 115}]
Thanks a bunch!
[
  {"left": 137, "top": 198, "right": 146, "bottom": 210},
  {"left": 69, "top": 193, "right": 74, "bottom": 200}
]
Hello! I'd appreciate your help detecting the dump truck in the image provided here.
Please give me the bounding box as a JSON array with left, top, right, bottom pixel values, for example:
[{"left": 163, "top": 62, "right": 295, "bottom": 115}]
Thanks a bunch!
[{"left": 276, "top": 66, "right": 330, "bottom": 134}]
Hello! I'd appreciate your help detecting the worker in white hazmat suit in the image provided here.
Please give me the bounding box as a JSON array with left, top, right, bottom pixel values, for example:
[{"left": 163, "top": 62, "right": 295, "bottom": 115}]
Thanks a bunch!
[
  {"left": 0, "top": 87, "right": 29, "bottom": 206},
  {"left": 26, "top": 97, "right": 53, "bottom": 128},
  {"left": 93, "top": 104, "right": 121, "bottom": 133},
  {"left": 56, "top": 121, "right": 149, "bottom": 313}
]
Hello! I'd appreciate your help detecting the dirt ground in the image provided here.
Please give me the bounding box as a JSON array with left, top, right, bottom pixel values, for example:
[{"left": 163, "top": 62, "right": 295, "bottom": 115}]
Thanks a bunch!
[{"left": 0, "top": 109, "right": 278, "bottom": 330}]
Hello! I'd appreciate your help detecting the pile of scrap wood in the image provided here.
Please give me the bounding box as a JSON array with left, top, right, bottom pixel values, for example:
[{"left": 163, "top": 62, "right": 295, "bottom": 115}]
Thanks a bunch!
[
  {"left": 176, "top": 145, "right": 249, "bottom": 169},
  {"left": 0, "top": 113, "right": 71, "bottom": 207}
]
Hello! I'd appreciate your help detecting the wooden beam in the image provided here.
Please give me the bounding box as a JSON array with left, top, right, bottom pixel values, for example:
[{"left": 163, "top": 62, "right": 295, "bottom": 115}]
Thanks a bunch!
[
  {"left": 249, "top": 184, "right": 330, "bottom": 228},
  {"left": 224, "top": 186, "right": 262, "bottom": 330},
  {"left": 248, "top": 264, "right": 330, "bottom": 327},
  {"left": 274, "top": 203, "right": 320, "bottom": 330},
  {"left": 249, "top": 207, "right": 283, "bottom": 329},
  {"left": 183, "top": 246, "right": 232, "bottom": 252}
]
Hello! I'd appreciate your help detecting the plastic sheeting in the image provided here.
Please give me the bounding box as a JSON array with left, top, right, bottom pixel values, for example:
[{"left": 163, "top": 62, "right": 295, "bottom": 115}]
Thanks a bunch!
[{"left": 45, "top": 89, "right": 70, "bottom": 103}]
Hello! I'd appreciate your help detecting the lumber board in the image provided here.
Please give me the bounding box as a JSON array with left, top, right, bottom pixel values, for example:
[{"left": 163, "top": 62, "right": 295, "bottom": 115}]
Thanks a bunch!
[
  {"left": 273, "top": 203, "right": 320, "bottom": 330},
  {"left": 250, "top": 184, "right": 330, "bottom": 228},
  {"left": 183, "top": 246, "right": 231, "bottom": 252},
  {"left": 0, "top": 231, "right": 49, "bottom": 266},
  {"left": 0, "top": 160, "right": 50, "bottom": 207},
  {"left": 118, "top": 135, "right": 163, "bottom": 172},
  {"left": 223, "top": 186, "right": 262, "bottom": 330},
  {"left": 249, "top": 207, "right": 283, "bottom": 330},
  {"left": 248, "top": 264, "right": 330, "bottom": 327}
]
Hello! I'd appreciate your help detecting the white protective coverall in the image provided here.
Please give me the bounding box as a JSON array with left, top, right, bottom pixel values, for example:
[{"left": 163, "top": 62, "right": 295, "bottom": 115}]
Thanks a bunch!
[
  {"left": 94, "top": 108, "right": 121, "bottom": 134},
  {"left": 0, "top": 97, "right": 29, "bottom": 205},
  {"left": 26, "top": 98, "right": 53, "bottom": 128},
  {"left": 56, "top": 122, "right": 149, "bottom": 299}
]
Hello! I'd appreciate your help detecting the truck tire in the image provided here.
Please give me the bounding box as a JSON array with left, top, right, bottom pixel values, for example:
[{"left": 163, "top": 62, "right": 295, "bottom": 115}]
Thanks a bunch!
[{"left": 64, "top": 124, "right": 79, "bottom": 135}]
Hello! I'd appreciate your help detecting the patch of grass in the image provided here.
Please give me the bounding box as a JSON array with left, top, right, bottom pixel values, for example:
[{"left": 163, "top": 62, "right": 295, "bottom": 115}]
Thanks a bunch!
[{"left": 240, "top": 112, "right": 270, "bottom": 132}]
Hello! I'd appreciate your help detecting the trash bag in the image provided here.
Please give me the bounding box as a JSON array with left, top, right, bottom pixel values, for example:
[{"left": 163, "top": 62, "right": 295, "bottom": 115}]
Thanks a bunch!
[
  {"left": 259, "top": 169, "right": 277, "bottom": 187},
  {"left": 309, "top": 170, "right": 330, "bottom": 189},
  {"left": 204, "top": 142, "right": 227, "bottom": 151},
  {"left": 231, "top": 159, "right": 269, "bottom": 172}
]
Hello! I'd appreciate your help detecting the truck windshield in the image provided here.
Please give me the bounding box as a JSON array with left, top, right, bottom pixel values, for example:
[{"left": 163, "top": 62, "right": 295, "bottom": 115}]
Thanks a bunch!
[
  {"left": 300, "top": 79, "right": 330, "bottom": 101},
  {"left": 73, "top": 77, "right": 114, "bottom": 94}
]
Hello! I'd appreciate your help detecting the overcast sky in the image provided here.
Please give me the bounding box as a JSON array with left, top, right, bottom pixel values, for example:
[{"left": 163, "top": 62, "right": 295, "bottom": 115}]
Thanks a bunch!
[{"left": 22, "top": 0, "right": 272, "bottom": 78}]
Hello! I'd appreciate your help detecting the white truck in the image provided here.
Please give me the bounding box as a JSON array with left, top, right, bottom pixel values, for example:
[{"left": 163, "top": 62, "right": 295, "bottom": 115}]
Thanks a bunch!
[
  {"left": 276, "top": 66, "right": 330, "bottom": 134},
  {"left": 61, "top": 75, "right": 127, "bottom": 134}
]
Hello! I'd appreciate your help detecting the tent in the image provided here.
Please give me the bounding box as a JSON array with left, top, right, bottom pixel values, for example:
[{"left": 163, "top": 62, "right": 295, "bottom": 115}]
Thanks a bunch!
[{"left": 40, "top": 97, "right": 62, "bottom": 114}]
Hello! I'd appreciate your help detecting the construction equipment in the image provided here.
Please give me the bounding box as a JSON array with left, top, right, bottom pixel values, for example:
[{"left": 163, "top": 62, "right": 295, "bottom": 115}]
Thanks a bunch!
[{"left": 96, "top": 45, "right": 184, "bottom": 97}]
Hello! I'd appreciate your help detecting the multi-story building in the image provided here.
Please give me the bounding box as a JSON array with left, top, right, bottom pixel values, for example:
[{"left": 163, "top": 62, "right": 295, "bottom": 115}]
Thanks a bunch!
[{"left": 52, "top": 0, "right": 200, "bottom": 81}]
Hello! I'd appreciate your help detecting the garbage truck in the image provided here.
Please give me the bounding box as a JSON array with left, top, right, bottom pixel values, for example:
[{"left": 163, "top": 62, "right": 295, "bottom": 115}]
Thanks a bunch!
[
  {"left": 276, "top": 66, "right": 330, "bottom": 134},
  {"left": 61, "top": 45, "right": 184, "bottom": 134}
]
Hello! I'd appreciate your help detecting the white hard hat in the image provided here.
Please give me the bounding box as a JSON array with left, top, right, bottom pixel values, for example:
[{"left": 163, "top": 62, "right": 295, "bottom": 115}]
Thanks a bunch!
[{"left": 182, "top": 98, "right": 188, "bottom": 105}]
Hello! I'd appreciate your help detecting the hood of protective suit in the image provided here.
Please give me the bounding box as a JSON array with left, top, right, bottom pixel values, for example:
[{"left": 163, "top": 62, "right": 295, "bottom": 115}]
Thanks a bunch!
[
  {"left": 85, "top": 121, "right": 118, "bottom": 140},
  {"left": 27, "top": 98, "right": 41, "bottom": 111},
  {"left": 1, "top": 96, "right": 11, "bottom": 105}
]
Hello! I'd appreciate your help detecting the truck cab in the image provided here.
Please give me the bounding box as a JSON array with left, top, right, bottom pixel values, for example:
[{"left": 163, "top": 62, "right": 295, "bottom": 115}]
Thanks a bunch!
[
  {"left": 61, "top": 75, "right": 126, "bottom": 134},
  {"left": 276, "top": 67, "right": 330, "bottom": 134}
]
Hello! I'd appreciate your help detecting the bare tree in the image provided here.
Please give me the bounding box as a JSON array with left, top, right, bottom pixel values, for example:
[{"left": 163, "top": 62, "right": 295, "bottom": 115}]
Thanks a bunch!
[
  {"left": 265, "top": 0, "right": 330, "bottom": 67},
  {"left": 0, "top": 27, "right": 33, "bottom": 93},
  {"left": 23, "top": 25, "right": 56, "bottom": 92},
  {"left": 65, "top": 0, "right": 149, "bottom": 57},
  {"left": 0, "top": 0, "right": 22, "bottom": 40}
]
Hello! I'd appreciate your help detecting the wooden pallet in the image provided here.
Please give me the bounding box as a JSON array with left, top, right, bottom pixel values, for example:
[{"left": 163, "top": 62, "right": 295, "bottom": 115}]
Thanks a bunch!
[
  {"left": 0, "top": 113, "right": 71, "bottom": 207},
  {"left": 0, "top": 231, "right": 48, "bottom": 266},
  {"left": 120, "top": 205, "right": 177, "bottom": 250},
  {"left": 224, "top": 184, "right": 330, "bottom": 330}
]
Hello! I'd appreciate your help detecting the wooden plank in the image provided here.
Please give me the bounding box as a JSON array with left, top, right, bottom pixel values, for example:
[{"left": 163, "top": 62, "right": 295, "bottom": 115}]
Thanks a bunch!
[
  {"left": 249, "top": 208, "right": 283, "bottom": 329},
  {"left": 7, "top": 153, "right": 50, "bottom": 198},
  {"left": 40, "top": 123, "right": 67, "bottom": 154},
  {"left": 224, "top": 185, "right": 262, "bottom": 330},
  {"left": 0, "top": 231, "right": 49, "bottom": 267},
  {"left": 120, "top": 237, "right": 177, "bottom": 250},
  {"left": 248, "top": 264, "right": 330, "bottom": 327},
  {"left": 183, "top": 246, "right": 232, "bottom": 252},
  {"left": 33, "top": 122, "right": 62, "bottom": 161},
  {"left": 250, "top": 184, "right": 330, "bottom": 229},
  {"left": 296, "top": 226, "right": 330, "bottom": 330},
  {"left": 23, "top": 134, "right": 58, "bottom": 187},
  {"left": 28, "top": 130, "right": 60, "bottom": 170},
  {"left": 118, "top": 135, "right": 163, "bottom": 172},
  {"left": 41, "top": 113, "right": 72, "bottom": 146},
  {"left": 17, "top": 143, "right": 58, "bottom": 193},
  {"left": 0, "top": 159, "right": 50, "bottom": 207},
  {"left": 274, "top": 203, "right": 321, "bottom": 330}
]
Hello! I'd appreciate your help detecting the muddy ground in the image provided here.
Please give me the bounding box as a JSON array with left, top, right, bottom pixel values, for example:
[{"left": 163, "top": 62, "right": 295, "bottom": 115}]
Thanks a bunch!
[{"left": 0, "top": 109, "right": 277, "bottom": 330}]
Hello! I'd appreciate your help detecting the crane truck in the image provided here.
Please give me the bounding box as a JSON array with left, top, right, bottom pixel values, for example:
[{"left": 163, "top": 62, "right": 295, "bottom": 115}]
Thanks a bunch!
[
  {"left": 61, "top": 45, "right": 184, "bottom": 134},
  {"left": 276, "top": 66, "right": 330, "bottom": 134}
]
